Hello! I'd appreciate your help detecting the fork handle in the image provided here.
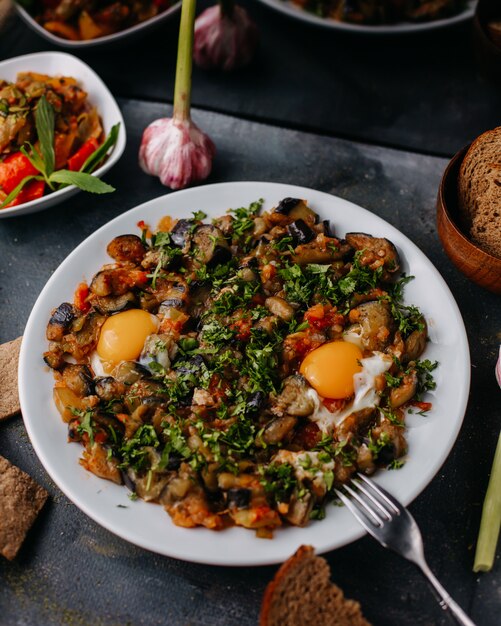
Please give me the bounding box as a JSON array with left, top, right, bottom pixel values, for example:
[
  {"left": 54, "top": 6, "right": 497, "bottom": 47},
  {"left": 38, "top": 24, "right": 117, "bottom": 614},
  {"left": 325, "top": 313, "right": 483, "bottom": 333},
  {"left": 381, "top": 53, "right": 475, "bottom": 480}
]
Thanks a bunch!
[{"left": 418, "top": 560, "right": 477, "bottom": 626}]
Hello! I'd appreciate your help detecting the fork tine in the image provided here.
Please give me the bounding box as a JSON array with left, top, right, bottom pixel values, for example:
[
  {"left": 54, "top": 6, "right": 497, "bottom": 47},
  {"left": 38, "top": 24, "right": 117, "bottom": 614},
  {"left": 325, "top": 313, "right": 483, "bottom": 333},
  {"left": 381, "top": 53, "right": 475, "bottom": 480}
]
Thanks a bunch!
[
  {"left": 357, "top": 473, "right": 400, "bottom": 515},
  {"left": 343, "top": 484, "right": 385, "bottom": 526},
  {"left": 351, "top": 478, "right": 392, "bottom": 521},
  {"left": 334, "top": 489, "right": 383, "bottom": 532}
]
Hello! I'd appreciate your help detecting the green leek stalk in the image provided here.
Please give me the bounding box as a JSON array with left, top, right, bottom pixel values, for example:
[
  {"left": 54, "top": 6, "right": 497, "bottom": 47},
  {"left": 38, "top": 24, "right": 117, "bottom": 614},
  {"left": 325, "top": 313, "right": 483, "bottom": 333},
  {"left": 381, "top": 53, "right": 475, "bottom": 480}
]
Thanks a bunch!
[
  {"left": 173, "top": 0, "right": 196, "bottom": 122},
  {"left": 473, "top": 432, "right": 501, "bottom": 572}
]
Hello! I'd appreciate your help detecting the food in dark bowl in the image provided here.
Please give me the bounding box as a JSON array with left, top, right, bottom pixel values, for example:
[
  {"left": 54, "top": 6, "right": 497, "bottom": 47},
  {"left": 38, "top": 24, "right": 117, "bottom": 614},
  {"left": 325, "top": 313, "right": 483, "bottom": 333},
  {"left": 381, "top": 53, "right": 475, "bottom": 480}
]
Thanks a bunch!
[
  {"left": 44, "top": 198, "right": 437, "bottom": 536},
  {"left": 289, "top": 0, "right": 467, "bottom": 24},
  {"left": 17, "top": 0, "right": 174, "bottom": 41}
]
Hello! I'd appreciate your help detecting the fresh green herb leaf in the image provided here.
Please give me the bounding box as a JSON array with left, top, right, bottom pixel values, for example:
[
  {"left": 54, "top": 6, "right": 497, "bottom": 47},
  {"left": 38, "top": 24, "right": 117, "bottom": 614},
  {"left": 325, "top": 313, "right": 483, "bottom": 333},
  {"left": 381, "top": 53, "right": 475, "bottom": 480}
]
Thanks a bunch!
[
  {"left": 50, "top": 169, "right": 115, "bottom": 193},
  {"left": 81, "top": 123, "right": 120, "bottom": 174},
  {"left": 35, "top": 96, "right": 55, "bottom": 176},
  {"left": 0, "top": 174, "right": 39, "bottom": 209}
]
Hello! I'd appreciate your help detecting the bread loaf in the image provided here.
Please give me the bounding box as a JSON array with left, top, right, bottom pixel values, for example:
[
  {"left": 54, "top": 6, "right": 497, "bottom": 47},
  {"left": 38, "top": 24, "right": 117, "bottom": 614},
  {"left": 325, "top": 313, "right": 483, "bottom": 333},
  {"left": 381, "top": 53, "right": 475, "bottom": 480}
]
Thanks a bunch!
[
  {"left": 458, "top": 127, "right": 501, "bottom": 259},
  {"left": 260, "top": 545, "right": 371, "bottom": 626}
]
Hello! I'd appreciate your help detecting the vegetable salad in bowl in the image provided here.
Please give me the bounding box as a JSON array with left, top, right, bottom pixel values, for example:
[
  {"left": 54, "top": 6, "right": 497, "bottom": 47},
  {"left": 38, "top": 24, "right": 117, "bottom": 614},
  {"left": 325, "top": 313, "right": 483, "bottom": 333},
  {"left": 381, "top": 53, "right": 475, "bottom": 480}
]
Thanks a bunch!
[
  {"left": 43, "top": 198, "right": 437, "bottom": 537},
  {"left": 0, "top": 71, "right": 119, "bottom": 210}
]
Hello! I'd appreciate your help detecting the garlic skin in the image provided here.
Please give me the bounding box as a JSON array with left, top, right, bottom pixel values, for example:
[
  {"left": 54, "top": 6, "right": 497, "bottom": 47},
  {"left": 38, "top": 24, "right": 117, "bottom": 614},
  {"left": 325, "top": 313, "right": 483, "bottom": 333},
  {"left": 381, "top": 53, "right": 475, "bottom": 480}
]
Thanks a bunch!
[
  {"left": 139, "top": 117, "right": 215, "bottom": 191},
  {"left": 194, "top": 4, "right": 258, "bottom": 72}
]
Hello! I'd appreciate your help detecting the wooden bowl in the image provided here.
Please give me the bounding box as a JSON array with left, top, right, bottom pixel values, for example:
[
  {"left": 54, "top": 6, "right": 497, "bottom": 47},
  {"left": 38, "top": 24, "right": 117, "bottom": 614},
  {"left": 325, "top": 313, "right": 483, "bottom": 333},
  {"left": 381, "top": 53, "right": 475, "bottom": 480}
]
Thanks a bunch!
[{"left": 437, "top": 146, "right": 501, "bottom": 295}]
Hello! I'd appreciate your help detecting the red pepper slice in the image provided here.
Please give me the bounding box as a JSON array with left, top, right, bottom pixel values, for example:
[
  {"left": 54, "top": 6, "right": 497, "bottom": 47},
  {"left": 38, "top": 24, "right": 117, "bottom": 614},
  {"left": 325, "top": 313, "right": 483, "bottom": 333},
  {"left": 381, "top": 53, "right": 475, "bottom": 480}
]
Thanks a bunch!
[
  {"left": 67, "top": 138, "right": 100, "bottom": 172},
  {"left": 4, "top": 180, "right": 45, "bottom": 207},
  {"left": 0, "top": 152, "right": 39, "bottom": 194},
  {"left": 411, "top": 401, "right": 433, "bottom": 412}
]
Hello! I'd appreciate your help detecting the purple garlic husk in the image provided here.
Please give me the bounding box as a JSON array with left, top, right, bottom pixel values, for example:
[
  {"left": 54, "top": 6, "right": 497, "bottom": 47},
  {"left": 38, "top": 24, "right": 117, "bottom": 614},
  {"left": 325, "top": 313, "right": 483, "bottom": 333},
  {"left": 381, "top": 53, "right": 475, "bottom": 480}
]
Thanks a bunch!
[
  {"left": 139, "top": 117, "right": 215, "bottom": 191},
  {"left": 194, "top": 4, "right": 258, "bottom": 72}
]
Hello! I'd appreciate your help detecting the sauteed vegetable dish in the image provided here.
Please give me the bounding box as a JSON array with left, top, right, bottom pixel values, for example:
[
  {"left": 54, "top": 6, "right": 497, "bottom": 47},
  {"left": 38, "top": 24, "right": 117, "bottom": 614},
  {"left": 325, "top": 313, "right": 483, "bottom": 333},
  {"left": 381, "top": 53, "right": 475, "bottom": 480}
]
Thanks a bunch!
[
  {"left": 0, "top": 72, "right": 111, "bottom": 208},
  {"left": 44, "top": 198, "right": 437, "bottom": 535},
  {"left": 19, "top": 0, "right": 175, "bottom": 41},
  {"left": 289, "top": 0, "right": 466, "bottom": 24}
]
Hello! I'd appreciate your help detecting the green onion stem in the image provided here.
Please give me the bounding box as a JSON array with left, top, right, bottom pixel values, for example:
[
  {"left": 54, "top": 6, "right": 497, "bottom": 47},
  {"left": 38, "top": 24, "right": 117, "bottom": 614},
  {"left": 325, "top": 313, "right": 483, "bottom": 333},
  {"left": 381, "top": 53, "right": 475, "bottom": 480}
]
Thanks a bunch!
[
  {"left": 473, "top": 431, "right": 501, "bottom": 572},
  {"left": 173, "top": 0, "right": 196, "bottom": 122}
]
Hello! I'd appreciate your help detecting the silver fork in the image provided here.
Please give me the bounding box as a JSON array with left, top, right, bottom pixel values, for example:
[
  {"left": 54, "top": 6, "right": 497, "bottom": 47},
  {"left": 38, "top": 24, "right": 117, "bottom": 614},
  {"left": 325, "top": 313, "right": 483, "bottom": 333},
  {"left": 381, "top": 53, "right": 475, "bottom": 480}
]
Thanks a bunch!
[{"left": 335, "top": 474, "right": 476, "bottom": 626}]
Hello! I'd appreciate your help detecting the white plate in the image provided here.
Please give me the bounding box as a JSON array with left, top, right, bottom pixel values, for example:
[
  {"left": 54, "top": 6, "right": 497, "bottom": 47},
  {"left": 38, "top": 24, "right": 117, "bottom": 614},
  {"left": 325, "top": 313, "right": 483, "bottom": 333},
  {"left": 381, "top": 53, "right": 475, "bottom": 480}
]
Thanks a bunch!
[
  {"left": 0, "top": 52, "right": 126, "bottom": 218},
  {"left": 257, "top": 0, "right": 476, "bottom": 33},
  {"left": 19, "top": 182, "right": 470, "bottom": 566},
  {"left": 15, "top": 2, "right": 181, "bottom": 48}
]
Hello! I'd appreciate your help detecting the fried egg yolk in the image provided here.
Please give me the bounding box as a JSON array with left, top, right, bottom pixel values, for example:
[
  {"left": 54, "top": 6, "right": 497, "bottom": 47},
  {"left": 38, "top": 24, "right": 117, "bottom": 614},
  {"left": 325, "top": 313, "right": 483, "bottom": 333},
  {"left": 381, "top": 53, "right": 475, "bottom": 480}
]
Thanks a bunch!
[
  {"left": 96, "top": 309, "right": 158, "bottom": 372},
  {"left": 299, "top": 340, "right": 363, "bottom": 399}
]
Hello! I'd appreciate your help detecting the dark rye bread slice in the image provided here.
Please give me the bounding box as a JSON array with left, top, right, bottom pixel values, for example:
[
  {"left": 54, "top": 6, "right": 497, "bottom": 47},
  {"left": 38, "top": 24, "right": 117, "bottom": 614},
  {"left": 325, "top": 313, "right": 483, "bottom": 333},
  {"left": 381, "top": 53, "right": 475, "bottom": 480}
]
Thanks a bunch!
[
  {"left": 458, "top": 127, "right": 501, "bottom": 259},
  {"left": 0, "top": 336, "right": 22, "bottom": 421},
  {"left": 260, "top": 546, "right": 371, "bottom": 626},
  {"left": 0, "top": 455, "right": 48, "bottom": 560}
]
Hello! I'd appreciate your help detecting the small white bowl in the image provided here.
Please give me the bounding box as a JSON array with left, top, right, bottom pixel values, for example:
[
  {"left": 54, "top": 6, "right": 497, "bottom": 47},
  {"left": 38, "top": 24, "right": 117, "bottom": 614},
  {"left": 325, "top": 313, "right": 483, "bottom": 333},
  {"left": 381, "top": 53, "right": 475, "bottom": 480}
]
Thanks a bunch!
[
  {"left": 0, "top": 51, "right": 126, "bottom": 218},
  {"left": 15, "top": 2, "right": 181, "bottom": 49}
]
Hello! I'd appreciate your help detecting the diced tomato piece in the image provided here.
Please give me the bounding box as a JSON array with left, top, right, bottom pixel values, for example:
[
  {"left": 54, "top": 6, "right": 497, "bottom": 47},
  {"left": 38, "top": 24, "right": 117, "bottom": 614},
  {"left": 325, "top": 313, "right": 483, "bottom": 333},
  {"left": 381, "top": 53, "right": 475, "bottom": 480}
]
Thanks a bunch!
[
  {"left": 94, "top": 431, "right": 108, "bottom": 444},
  {"left": 230, "top": 317, "right": 252, "bottom": 341},
  {"left": 67, "top": 138, "right": 100, "bottom": 172},
  {"left": 74, "top": 282, "right": 91, "bottom": 313},
  {"left": 4, "top": 180, "right": 45, "bottom": 207},
  {"left": 322, "top": 398, "right": 347, "bottom": 413},
  {"left": 410, "top": 401, "right": 432, "bottom": 412},
  {"left": 0, "top": 152, "right": 39, "bottom": 194}
]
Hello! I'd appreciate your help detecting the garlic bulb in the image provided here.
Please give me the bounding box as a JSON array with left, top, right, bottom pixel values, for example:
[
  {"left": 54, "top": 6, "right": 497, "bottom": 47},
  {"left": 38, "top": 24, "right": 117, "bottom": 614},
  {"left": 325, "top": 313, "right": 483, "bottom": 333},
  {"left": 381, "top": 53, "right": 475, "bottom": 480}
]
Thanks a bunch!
[
  {"left": 194, "top": 1, "right": 258, "bottom": 72},
  {"left": 139, "top": 0, "right": 215, "bottom": 190},
  {"left": 139, "top": 118, "right": 215, "bottom": 191}
]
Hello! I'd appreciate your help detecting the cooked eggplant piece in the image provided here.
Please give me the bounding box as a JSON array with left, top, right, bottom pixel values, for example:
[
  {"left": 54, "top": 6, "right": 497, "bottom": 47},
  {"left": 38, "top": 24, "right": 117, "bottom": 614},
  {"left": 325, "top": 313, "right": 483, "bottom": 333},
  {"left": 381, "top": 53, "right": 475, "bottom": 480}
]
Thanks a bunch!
[
  {"left": 106, "top": 234, "right": 146, "bottom": 264},
  {"left": 345, "top": 232, "right": 400, "bottom": 275},
  {"left": 265, "top": 296, "right": 294, "bottom": 322},
  {"left": 274, "top": 198, "right": 318, "bottom": 225},
  {"left": 403, "top": 321, "right": 427, "bottom": 362},
  {"left": 81, "top": 442, "right": 122, "bottom": 485},
  {"left": 274, "top": 375, "right": 315, "bottom": 417},
  {"left": 351, "top": 300, "right": 394, "bottom": 351},
  {"left": 43, "top": 347, "right": 65, "bottom": 370},
  {"left": 158, "top": 284, "right": 188, "bottom": 313},
  {"left": 389, "top": 370, "right": 418, "bottom": 408},
  {"left": 62, "top": 364, "right": 94, "bottom": 397},
  {"left": 46, "top": 302, "right": 75, "bottom": 341},
  {"left": 227, "top": 488, "right": 251, "bottom": 510},
  {"left": 192, "top": 224, "right": 231, "bottom": 267},
  {"left": 93, "top": 292, "right": 136, "bottom": 314},
  {"left": 170, "top": 219, "right": 195, "bottom": 249},
  {"left": 139, "top": 334, "right": 176, "bottom": 373},
  {"left": 89, "top": 270, "right": 113, "bottom": 297},
  {"left": 291, "top": 238, "right": 351, "bottom": 266},
  {"left": 275, "top": 197, "right": 302, "bottom": 215},
  {"left": 176, "top": 354, "right": 205, "bottom": 377},
  {"left": 287, "top": 219, "right": 316, "bottom": 246},
  {"left": 262, "top": 415, "right": 298, "bottom": 445},
  {"left": 113, "top": 361, "right": 150, "bottom": 385},
  {"left": 89, "top": 268, "right": 146, "bottom": 297},
  {"left": 321, "top": 220, "right": 335, "bottom": 238},
  {"left": 67, "top": 418, "right": 82, "bottom": 442},
  {"left": 285, "top": 491, "right": 314, "bottom": 526},
  {"left": 245, "top": 390, "right": 266, "bottom": 417},
  {"left": 94, "top": 376, "right": 126, "bottom": 401}
]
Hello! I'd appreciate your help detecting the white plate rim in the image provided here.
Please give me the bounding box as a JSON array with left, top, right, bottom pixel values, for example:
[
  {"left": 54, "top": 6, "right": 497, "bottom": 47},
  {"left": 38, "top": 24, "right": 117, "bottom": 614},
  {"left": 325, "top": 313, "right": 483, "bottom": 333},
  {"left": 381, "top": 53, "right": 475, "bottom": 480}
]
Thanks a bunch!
[
  {"left": 0, "top": 51, "right": 126, "bottom": 218},
  {"left": 19, "top": 181, "right": 471, "bottom": 566},
  {"left": 15, "top": 2, "right": 181, "bottom": 48},
  {"left": 256, "top": 0, "right": 476, "bottom": 34}
]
